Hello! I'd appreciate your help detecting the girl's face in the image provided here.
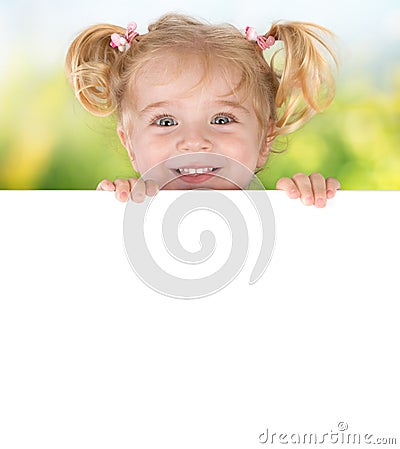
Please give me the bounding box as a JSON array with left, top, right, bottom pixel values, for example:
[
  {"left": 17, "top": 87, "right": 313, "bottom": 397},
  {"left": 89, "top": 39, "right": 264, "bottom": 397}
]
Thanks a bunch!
[{"left": 119, "top": 54, "right": 270, "bottom": 189}]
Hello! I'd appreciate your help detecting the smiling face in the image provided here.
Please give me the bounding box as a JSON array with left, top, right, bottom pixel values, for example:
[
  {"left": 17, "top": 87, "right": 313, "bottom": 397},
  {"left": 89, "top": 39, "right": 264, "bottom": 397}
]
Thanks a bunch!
[{"left": 119, "top": 53, "right": 270, "bottom": 189}]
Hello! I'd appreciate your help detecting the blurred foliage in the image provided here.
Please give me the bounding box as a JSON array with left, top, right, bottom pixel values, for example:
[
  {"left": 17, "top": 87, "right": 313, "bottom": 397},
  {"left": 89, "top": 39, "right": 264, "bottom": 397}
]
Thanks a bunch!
[
  {"left": 0, "top": 64, "right": 399, "bottom": 190},
  {"left": 260, "top": 70, "right": 400, "bottom": 189}
]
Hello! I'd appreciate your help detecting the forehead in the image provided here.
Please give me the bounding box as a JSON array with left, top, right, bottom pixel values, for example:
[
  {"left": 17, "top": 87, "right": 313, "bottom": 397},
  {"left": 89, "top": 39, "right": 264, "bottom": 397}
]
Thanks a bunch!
[{"left": 131, "top": 53, "right": 246, "bottom": 108}]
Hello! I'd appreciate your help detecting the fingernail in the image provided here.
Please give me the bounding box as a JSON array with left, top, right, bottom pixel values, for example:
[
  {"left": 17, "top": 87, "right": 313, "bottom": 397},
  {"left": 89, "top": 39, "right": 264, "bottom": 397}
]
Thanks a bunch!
[
  {"left": 133, "top": 193, "right": 145, "bottom": 203},
  {"left": 303, "top": 196, "right": 313, "bottom": 206},
  {"left": 327, "top": 189, "right": 334, "bottom": 198},
  {"left": 148, "top": 186, "right": 159, "bottom": 196},
  {"left": 290, "top": 189, "right": 299, "bottom": 198},
  {"left": 316, "top": 198, "right": 325, "bottom": 208},
  {"left": 120, "top": 192, "right": 128, "bottom": 201}
]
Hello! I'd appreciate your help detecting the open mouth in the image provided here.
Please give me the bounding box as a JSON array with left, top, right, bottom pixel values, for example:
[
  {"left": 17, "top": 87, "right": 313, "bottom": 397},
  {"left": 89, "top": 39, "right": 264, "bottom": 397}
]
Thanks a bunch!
[
  {"left": 170, "top": 166, "right": 223, "bottom": 184},
  {"left": 174, "top": 167, "right": 220, "bottom": 175},
  {"left": 163, "top": 153, "right": 227, "bottom": 180}
]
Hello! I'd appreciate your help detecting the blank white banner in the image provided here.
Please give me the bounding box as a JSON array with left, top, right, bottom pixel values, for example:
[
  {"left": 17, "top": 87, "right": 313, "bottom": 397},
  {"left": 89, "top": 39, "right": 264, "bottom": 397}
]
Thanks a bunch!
[{"left": 0, "top": 191, "right": 399, "bottom": 448}]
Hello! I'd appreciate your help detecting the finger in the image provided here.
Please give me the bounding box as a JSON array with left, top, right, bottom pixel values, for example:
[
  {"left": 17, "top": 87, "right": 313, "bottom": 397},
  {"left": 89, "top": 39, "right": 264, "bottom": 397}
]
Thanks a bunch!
[
  {"left": 144, "top": 179, "right": 160, "bottom": 197},
  {"left": 292, "top": 173, "right": 314, "bottom": 206},
  {"left": 326, "top": 177, "right": 341, "bottom": 199},
  {"left": 114, "top": 178, "right": 132, "bottom": 202},
  {"left": 96, "top": 179, "right": 116, "bottom": 191},
  {"left": 128, "top": 178, "right": 146, "bottom": 203},
  {"left": 310, "top": 173, "right": 327, "bottom": 208},
  {"left": 275, "top": 177, "right": 300, "bottom": 199}
]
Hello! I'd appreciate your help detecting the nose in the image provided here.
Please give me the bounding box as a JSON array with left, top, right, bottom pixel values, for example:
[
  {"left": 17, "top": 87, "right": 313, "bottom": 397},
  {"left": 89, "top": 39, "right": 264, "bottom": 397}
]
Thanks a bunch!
[{"left": 176, "top": 125, "right": 212, "bottom": 153}]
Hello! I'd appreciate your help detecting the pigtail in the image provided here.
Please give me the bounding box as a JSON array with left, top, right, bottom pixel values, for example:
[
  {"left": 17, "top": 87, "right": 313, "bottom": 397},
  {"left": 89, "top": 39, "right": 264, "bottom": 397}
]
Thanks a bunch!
[
  {"left": 267, "top": 21, "right": 337, "bottom": 136},
  {"left": 65, "top": 24, "right": 126, "bottom": 116}
]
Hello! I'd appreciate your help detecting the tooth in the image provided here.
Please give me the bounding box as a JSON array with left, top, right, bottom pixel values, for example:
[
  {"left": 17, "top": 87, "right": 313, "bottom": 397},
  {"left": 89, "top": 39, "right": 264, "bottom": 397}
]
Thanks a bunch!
[{"left": 176, "top": 167, "right": 215, "bottom": 174}]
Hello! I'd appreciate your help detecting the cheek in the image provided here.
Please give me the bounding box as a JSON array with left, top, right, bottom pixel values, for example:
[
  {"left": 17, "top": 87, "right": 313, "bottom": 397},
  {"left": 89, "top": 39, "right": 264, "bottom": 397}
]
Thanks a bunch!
[
  {"left": 136, "top": 153, "right": 166, "bottom": 172},
  {"left": 224, "top": 135, "right": 259, "bottom": 167},
  {"left": 134, "top": 140, "right": 172, "bottom": 172},
  {"left": 235, "top": 154, "right": 259, "bottom": 173}
]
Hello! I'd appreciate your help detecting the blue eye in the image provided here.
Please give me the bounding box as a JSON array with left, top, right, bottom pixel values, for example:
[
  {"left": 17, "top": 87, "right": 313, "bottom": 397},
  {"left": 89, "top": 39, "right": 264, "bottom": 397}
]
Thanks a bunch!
[
  {"left": 155, "top": 116, "right": 177, "bottom": 127},
  {"left": 211, "top": 115, "right": 234, "bottom": 125}
]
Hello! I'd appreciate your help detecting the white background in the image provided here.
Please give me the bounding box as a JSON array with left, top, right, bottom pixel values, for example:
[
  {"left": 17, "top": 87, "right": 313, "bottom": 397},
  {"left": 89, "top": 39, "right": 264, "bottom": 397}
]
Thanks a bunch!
[{"left": 0, "top": 191, "right": 399, "bottom": 448}]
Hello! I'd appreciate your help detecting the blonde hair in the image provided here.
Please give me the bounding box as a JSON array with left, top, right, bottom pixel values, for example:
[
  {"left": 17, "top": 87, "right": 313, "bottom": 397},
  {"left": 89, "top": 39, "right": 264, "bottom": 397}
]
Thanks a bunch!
[{"left": 65, "top": 13, "right": 337, "bottom": 151}]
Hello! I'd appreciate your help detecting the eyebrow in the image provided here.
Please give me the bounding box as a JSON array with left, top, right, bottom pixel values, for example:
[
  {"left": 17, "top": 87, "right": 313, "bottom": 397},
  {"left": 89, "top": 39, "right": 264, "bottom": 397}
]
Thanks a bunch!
[
  {"left": 139, "top": 99, "right": 250, "bottom": 115},
  {"left": 139, "top": 101, "right": 172, "bottom": 114},
  {"left": 214, "top": 100, "right": 250, "bottom": 114}
]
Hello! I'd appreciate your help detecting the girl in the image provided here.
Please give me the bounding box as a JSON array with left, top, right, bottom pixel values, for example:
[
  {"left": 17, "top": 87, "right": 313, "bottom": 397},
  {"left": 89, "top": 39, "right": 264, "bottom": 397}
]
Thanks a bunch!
[{"left": 65, "top": 13, "right": 340, "bottom": 207}]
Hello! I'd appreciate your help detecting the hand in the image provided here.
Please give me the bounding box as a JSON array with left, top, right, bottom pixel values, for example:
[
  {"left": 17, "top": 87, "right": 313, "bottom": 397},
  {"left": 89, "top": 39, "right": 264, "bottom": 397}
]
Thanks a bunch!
[
  {"left": 276, "top": 173, "right": 341, "bottom": 208},
  {"left": 96, "top": 178, "right": 159, "bottom": 203}
]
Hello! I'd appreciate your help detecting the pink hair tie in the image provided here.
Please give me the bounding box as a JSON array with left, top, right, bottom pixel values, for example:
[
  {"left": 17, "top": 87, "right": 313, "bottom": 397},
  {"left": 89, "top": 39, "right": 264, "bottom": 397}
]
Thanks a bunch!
[
  {"left": 110, "top": 22, "right": 139, "bottom": 52},
  {"left": 245, "top": 26, "right": 275, "bottom": 50}
]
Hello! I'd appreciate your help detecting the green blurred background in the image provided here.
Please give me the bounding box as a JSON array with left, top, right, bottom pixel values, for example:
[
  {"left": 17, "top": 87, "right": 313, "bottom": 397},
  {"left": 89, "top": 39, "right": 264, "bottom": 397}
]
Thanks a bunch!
[{"left": 1, "top": 0, "right": 399, "bottom": 189}]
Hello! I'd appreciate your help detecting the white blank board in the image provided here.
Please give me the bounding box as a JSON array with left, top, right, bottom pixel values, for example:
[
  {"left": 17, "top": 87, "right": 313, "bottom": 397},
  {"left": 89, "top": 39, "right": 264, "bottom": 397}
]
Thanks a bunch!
[{"left": 0, "top": 191, "right": 399, "bottom": 448}]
